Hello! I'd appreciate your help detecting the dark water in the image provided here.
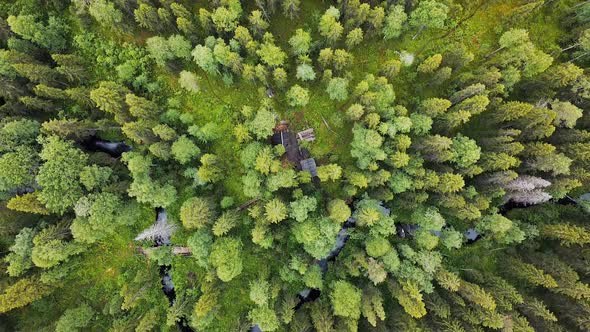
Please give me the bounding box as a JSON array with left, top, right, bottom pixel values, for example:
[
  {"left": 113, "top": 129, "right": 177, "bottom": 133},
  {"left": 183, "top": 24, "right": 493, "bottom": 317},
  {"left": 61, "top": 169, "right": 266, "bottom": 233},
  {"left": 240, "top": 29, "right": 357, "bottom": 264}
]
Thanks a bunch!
[
  {"left": 82, "top": 136, "right": 132, "bottom": 157},
  {"left": 151, "top": 208, "right": 194, "bottom": 332}
]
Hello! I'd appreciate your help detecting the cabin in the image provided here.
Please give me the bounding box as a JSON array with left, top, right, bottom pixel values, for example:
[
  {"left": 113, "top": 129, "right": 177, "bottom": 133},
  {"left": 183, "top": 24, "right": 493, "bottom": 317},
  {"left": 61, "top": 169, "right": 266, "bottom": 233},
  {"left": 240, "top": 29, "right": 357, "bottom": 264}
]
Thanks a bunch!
[{"left": 271, "top": 122, "right": 311, "bottom": 167}]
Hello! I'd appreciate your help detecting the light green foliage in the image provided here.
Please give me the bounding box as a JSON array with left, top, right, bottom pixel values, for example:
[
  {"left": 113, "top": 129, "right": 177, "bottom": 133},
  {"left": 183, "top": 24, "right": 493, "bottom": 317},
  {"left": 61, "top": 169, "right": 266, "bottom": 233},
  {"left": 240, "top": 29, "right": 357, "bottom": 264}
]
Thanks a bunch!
[
  {"left": 192, "top": 45, "right": 218, "bottom": 75},
  {"left": 7, "top": 15, "right": 70, "bottom": 52},
  {"left": 346, "top": 28, "right": 364, "bottom": 49},
  {"left": 171, "top": 135, "right": 200, "bottom": 164},
  {"left": 71, "top": 192, "right": 123, "bottom": 243},
  {"left": 330, "top": 281, "right": 362, "bottom": 319},
  {"left": 351, "top": 124, "right": 386, "bottom": 169},
  {"left": 293, "top": 217, "right": 340, "bottom": 259},
  {"left": 210, "top": 237, "right": 243, "bottom": 282},
  {"left": 366, "top": 237, "right": 392, "bottom": 258},
  {"left": 211, "top": 1, "right": 242, "bottom": 33},
  {"left": 257, "top": 41, "right": 287, "bottom": 67},
  {"left": 319, "top": 7, "right": 344, "bottom": 44},
  {"left": 212, "top": 211, "right": 239, "bottom": 236},
  {"left": 390, "top": 281, "right": 427, "bottom": 318},
  {"left": 450, "top": 135, "right": 481, "bottom": 168},
  {"left": 180, "top": 197, "right": 215, "bottom": 230},
  {"left": 36, "top": 136, "right": 87, "bottom": 214},
  {"left": 296, "top": 64, "right": 316, "bottom": 81},
  {"left": 146, "top": 35, "right": 191, "bottom": 67},
  {"left": 383, "top": 5, "right": 407, "bottom": 39},
  {"left": 89, "top": 0, "right": 123, "bottom": 27},
  {"left": 0, "top": 119, "right": 39, "bottom": 152},
  {"left": 187, "top": 229, "right": 213, "bottom": 268},
  {"left": 55, "top": 304, "right": 94, "bottom": 332},
  {"left": 304, "top": 265, "right": 324, "bottom": 289},
  {"left": 248, "top": 109, "right": 276, "bottom": 139},
  {"left": 286, "top": 85, "right": 310, "bottom": 106},
  {"left": 289, "top": 196, "right": 317, "bottom": 222},
  {"left": 440, "top": 228, "right": 463, "bottom": 249},
  {"left": 327, "top": 199, "right": 351, "bottom": 223},
  {"left": 409, "top": 0, "right": 449, "bottom": 31},
  {"left": 265, "top": 199, "right": 288, "bottom": 223},
  {"left": 551, "top": 100, "right": 583, "bottom": 128},
  {"left": 179, "top": 70, "right": 200, "bottom": 92},
  {"left": 0, "top": 147, "right": 38, "bottom": 193},
  {"left": 249, "top": 279, "right": 270, "bottom": 306},
  {"left": 248, "top": 306, "right": 280, "bottom": 331},
  {"left": 31, "top": 237, "right": 84, "bottom": 269},
  {"left": 79, "top": 165, "right": 112, "bottom": 191},
  {"left": 326, "top": 77, "right": 349, "bottom": 101},
  {"left": 418, "top": 54, "right": 442, "bottom": 73},
  {"left": 414, "top": 230, "right": 439, "bottom": 250},
  {"left": 0, "top": 277, "right": 52, "bottom": 314},
  {"left": 5, "top": 228, "right": 35, "bottom": 277},
  {"left": 289, "top": 29, "right": 312, "bottom": 55}
]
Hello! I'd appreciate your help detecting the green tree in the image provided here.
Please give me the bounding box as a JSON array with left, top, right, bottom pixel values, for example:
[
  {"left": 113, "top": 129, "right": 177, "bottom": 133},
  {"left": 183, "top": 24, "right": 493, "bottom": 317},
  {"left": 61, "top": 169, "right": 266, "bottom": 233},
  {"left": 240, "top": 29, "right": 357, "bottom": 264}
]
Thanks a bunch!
[
  {"left": 5, "top": 227, "right": 34, "bottom": 277},
  {"left": 192, "top": 45, "right": 218, "bottom": 75},
  {"left": 0, "top": 119, "right": 39, "bottom": 152},
  {"left": 178, "top": 70, "right": 200, "bottom": 93},
  {"left": 282, "top": 0, "right": 301, "bottom": 19},
  {"left": 346, "top": 28, "right": 364, "bottom": 49},
  {"left": 248, "top": 306, "right": 280, "bottom": 331},
  {"left": 79, "top": 165, "right": 112, "bottom": 191},
  {"left": 389, "top": 281, "right": 427, "bottom": 318},
  {"left": 171, "top": 135, "right": 200, "bottom": 164},
  {"left": 257, "top": 41, "right": 287, "bottom": 67},
  {"left": 212, "top": 211, "right": 239, "bottom": 236},
  {"left": 265, "top": 199, "right": 288, "bottom": 223},
  {"left": 289, "top": 29, "right": 312, "bottom": 55},
  {"left": 36, "top": 136, "right": 87, "bottom": 214},
  {"left": 249, "top": 278, "right": 270, "bottom": 306},
  {"left": 187, "top": 229, "right": 213, "bottom": 268},
  {"left": 180, "top": 197, "right": 215, "bottom": 230},
  {"left": 0, "top": 277, "right": 52, "bottom": 313},
  {"left": 450, "top": 135, "right": 481, "bottom": 168},
  {"left": 7, "top": 15, "right": 70, "bottom": 52},
  {"left": 326, "top": 77, "right": 349, "bottom": 101},
  {"left": 418, "top": 54, "right": 442, "bottom": 73},
  {"left": 0, "top": 147, "right": 38, "bottom": 193},
  {"left": 551, "top": 100, "right": 583, "bottom": 128},
  {"left": 7, "top": 192, "right": 49, "bottom": 215},
  {"left": 134, "top": 4, "right": 160, "bottom": 31},
  {"left": 210, "top": 237, "right": 243, "bottom": 282},
  {"left": 330, "top": 281, "right": 362, "bottom": 319},
  {"left": 296, "top": 64, "right": 316, "bottom": 81},
  {"left": 383, "top": 5, "right": 407, "bottom": 39},
  {"left": 55, "top": 304, "right": 94, "bottom": 332},
  {"left": 409, "top": 0, "right": 449, "bottom": 38},
  {"left": 286, "top": 85, "right": 310, "bottom": 106},
  {"left": 540, "top": 223, "right": 590, "bottom": 247},
  {"left": 90, "top": 81, "right": 130, "bottom": 123},
  {"left": 319, "top": 7, "right": 344, "bottom": 44},
  {"left": 248, "top": 109, "right": 276, "bottom": 139},
  {"left": 198, "top": 153, "right": 224, "bottom": 183},
  {"left": 327, "top": 199, "right": 351, "bottom": 223},
  {"left": 88, "top": 0, "right": 123, "bottom": 28}
]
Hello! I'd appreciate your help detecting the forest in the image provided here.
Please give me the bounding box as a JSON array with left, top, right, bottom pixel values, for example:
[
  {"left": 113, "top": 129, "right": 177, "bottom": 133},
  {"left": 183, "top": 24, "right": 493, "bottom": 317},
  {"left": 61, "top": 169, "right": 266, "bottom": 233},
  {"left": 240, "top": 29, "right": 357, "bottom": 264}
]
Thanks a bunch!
[{"left": 1, "top": 0, "right": 590, "bottom": 331}]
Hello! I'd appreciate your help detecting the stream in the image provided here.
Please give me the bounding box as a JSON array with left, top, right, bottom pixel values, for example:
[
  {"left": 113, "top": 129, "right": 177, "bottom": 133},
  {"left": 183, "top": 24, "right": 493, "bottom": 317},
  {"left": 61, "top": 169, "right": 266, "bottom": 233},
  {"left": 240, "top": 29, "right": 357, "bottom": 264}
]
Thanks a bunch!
[
  {"left": 149, "top": 208, "right": 194, "bottom": 332},
  {"left": 82, "top": 136, "right": 132, "bottom": 157}
]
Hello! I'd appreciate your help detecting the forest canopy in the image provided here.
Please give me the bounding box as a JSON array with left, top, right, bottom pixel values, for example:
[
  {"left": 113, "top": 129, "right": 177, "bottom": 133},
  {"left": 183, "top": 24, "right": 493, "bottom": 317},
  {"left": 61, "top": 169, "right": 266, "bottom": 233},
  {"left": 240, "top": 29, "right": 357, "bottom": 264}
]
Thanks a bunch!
[{"left": 1, "top": 0, "right": 590, "bottom": 331}]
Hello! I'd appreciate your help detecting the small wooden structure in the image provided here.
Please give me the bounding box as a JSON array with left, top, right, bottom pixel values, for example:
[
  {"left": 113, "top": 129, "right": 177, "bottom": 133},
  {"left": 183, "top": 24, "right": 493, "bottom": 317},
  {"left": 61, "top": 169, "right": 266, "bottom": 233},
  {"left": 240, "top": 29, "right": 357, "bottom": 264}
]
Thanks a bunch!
[
  {"left": 172, "top": 246, "right": 191, "bottom": 256},
  {"left": 297, "top": 128, "right": 315, "bottom": 142}
]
